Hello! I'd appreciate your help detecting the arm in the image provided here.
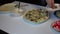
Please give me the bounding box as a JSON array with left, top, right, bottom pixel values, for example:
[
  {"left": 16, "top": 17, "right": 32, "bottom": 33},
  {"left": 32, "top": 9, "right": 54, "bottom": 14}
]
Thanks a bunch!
[{"left": 46, "top": 0, "right": 55, "bottom": 8}]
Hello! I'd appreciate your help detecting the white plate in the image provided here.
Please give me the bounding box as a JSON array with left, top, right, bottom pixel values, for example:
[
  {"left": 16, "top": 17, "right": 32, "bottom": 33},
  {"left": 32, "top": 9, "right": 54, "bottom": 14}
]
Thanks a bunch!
[
  {"left": 46, "top": 4, "right": 60, "bottom": 11},
  {"left": 0, "top": 11, "right": 12, "bottom": 14}
]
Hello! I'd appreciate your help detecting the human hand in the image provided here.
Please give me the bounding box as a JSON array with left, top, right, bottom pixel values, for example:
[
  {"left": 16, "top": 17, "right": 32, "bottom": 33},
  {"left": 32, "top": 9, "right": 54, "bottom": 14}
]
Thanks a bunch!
[{"left": 46, "top": 0, "right": 56, "bottom": 9}]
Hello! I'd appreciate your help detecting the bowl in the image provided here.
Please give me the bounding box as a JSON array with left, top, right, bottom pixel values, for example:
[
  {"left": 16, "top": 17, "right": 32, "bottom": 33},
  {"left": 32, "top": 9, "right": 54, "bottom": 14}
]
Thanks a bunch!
[
  {"left": 50, "top": 20, "right": 60, "bottom": 34},
  {"left": 54, "top": 10, "right": 60, "bottom": 18},
  {"left": 0, "top": 11, "right": 12, "bottom": 14}
]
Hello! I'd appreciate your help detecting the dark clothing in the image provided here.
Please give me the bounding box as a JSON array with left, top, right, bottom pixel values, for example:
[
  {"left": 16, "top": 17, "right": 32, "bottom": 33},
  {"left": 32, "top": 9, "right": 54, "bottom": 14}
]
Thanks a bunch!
[
  {"left": 0, "top": 29, "right": 9, "bottom": 34},
  {"left": 18, "top": 0, "right": 47, "bottom": 6},
  {"left": 55, "top": 0, "right": 60, "bottom": 4},
  {"left": 0, "top": 0, "right": 47, "bottom": 6},
  {"left": 0, "top": 0, "right": 15, "bottom": 6},
  {"left": 0, "top": 0, "right": 60, "bottom": 6}
]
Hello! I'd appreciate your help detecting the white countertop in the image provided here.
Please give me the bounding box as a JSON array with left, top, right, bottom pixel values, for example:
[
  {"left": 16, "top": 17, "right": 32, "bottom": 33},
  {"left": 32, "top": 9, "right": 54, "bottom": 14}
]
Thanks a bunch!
[{"left": 0, "top": 1, "right": 60, "bottom": 34}]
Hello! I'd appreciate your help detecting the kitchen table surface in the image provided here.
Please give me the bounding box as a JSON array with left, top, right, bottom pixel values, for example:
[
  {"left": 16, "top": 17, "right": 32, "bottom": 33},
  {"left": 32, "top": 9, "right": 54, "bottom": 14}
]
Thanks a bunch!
[{"left": 0, "top": 1, "right": 60, "bottom": 34}]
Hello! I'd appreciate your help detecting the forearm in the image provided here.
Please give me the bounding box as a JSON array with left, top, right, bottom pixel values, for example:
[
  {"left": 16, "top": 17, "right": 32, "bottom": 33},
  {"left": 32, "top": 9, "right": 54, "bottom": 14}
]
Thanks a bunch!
[{"left": 46, "top": 0, "right": 55, "bottom": 8}]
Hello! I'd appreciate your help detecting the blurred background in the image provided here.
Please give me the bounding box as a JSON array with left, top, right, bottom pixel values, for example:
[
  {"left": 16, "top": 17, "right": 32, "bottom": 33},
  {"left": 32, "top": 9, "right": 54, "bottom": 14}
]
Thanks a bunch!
[
  {"left": 0, "top": 0, "right": 47, "bottom": 6},
  {"left": 0, "top": 0, "right": 60, "bottom": 6}
]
